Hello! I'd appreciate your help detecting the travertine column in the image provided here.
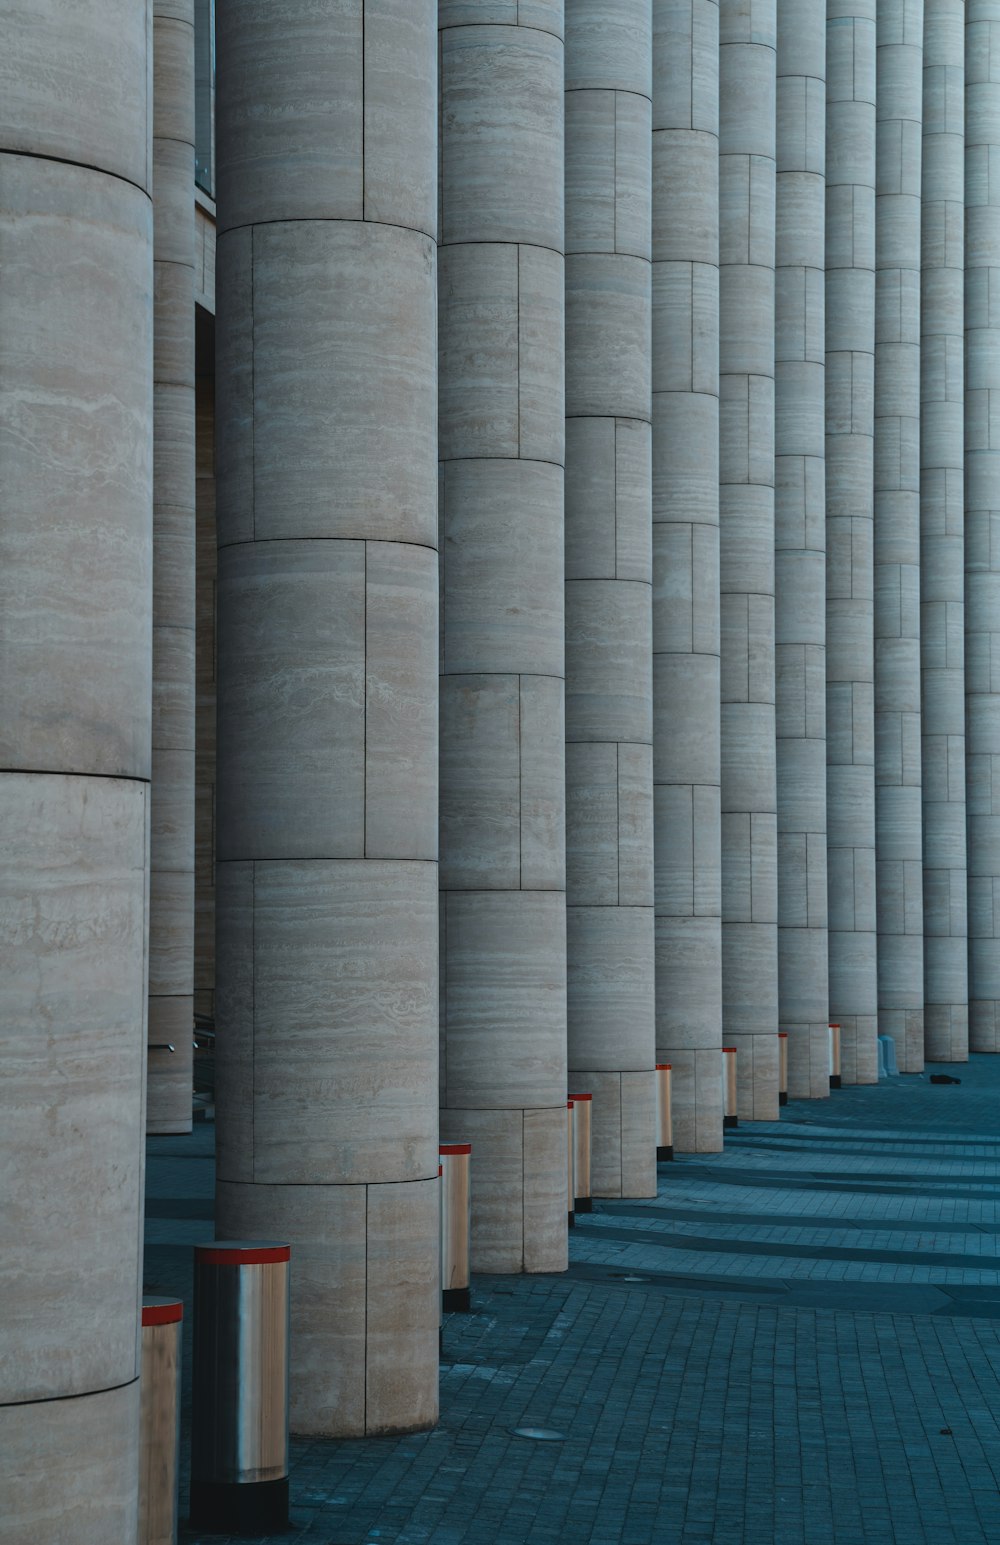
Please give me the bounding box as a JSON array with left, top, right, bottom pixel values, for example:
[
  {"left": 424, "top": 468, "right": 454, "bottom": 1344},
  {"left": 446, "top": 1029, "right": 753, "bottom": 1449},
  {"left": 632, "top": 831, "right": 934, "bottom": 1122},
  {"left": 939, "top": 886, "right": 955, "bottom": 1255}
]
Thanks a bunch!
[
  {"left": 922, "top": 0, "right": 967, "bottom": 1063},
  {"left": 776, "top": 0, "right": 830, "bottom": 1098},
  {"left": 874, "top": 0, "right": 925, "bottom": 1073},
  {"left": 148, "top": 0, "right": 197, "bottom": 1133},
  {"left": 965, "top": 0, "right": 999, "bottom": 1051},
  {"left": 214, "top": 1, "right": 440, "bottom": 1435},
  {"left": 720, "top": 0, "right": 780, "bottom": 1119},
  {"left": 652, "top": 0, "right": 723, "bottom": 1151},
  {"left": 0, "top": 2, "right": 152, "bottom": 1535},
  {"left": 826, "top": 0, "right": 879, "bottom": 1085},
  {"left": 439, "top": 2, "right": 568, "bottom": 1271},
  {"left": 194, "top": 344, "right": 215, "bottom": 1024},
  {"left": 565, "top": 1, "right": 656, "bottom": 1198}
]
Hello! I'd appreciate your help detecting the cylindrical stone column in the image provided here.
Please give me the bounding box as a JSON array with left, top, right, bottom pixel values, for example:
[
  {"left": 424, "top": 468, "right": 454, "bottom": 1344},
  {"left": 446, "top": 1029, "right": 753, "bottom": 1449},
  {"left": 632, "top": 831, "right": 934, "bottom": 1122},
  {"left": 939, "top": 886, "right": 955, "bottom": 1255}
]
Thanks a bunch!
[
  {"left": 776, "top": 0, "right": 830, "bottom": 1099},
  {"left": 826, "top": 0, "right": 879, "bottom": 1085},
  {"left": 651, "top": 0, "right": 724, "bottom": 1151},
  {"left": 967, "top": 0, "right": 1000, "bottom": 1052},
  {"left": 0, "top": 3, "right": 152, "bottom": 1535},
  {"left": 438, "top": 1, "right": 568, "bottom": 1271},
  {"left": 213, "top": 1, "right": 440, "bottom": 1435},
  {"left": 720, "top": 0, "right": 780, "bottom": 1119},
  {"left": 148, "top": 0, "right": 197, "bottom": 1133},
  {"left": 564, "top": 1, "right": 656, "bottom": 1199},
  {"left": 921, "top": 0, "right": 968, "bottom": 1061},
  {"left": 874, "top": 0, "right": 925, "bottom": 1074}
]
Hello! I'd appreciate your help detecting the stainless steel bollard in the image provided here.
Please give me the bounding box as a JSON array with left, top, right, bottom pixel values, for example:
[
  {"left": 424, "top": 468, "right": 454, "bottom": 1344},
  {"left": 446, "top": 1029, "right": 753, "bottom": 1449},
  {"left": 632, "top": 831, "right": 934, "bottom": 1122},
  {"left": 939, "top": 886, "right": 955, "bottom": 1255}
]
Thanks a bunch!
[
  {"left": 567, "top": 1099, "right": 576, "bottom": 1228},
  {"left": 570, "top": 1093, "right": 593, "bottom": 1212},
  {"left": 139, "top": 1296, "right": 182, "bottom": 1545},
  {"left": 829, "top": 1023, "right": 842, "bottom": 1089},
  {"left": 440, "top": 1142, "right": 472, "bottom": 1312},
  {"left": 656, "top": 1063, "right": 673, "bottom": 1161},
  {"left": 189, "top": 1242, "right": 290, "bottom": 1537},
  {"left": 722, "top": 1047, "right": 738, "bottom": 1130},
  {"left": 778, "top": 1032, "right": 788, "bottom": 1107}
]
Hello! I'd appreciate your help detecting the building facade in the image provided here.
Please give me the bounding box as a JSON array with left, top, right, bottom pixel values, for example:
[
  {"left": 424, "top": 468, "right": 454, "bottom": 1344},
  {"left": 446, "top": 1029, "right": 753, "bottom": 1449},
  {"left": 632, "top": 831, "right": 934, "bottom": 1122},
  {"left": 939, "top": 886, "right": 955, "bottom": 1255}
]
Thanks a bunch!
[{"left": 2, "top": 0, "right": 999, "bottom": 1533}]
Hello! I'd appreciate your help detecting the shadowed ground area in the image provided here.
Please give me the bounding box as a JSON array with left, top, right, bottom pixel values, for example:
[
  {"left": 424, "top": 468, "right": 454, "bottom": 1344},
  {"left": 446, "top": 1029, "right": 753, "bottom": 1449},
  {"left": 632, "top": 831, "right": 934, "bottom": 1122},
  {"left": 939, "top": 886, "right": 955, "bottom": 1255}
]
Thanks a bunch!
[{"left": 146, "top": 1057, "right": 1000, "bottom": 1544}]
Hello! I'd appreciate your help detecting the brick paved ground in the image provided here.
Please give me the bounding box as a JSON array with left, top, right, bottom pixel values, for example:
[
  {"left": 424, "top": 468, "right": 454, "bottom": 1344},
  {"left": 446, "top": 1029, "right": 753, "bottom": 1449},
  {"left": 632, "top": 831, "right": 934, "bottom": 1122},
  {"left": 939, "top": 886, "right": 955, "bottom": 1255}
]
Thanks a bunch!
[{"left": 146, "top": 1057, "right": 1000, "bottom": 1544}]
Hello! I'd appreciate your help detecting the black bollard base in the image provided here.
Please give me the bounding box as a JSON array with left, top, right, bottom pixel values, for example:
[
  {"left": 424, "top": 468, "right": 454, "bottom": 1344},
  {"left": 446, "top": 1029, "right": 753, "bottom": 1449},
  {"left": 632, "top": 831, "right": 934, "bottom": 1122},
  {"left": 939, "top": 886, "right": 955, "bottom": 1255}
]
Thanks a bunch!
[
  {"left": 443, "top": 1285, "right": 471, "bottom": 1313},
  {"left": 189, "top": 1477, "right": 290, "bottom": 1536},
  {"left": 657, "top": 1145, "right": 674, "bottom": 1162}
]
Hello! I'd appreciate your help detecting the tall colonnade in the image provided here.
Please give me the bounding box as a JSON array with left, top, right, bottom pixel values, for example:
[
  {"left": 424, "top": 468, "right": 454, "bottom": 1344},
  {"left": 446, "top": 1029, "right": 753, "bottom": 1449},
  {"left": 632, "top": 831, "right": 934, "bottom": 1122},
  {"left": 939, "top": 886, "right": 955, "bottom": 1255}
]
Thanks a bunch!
[{"left": 8, "top": 0, "right": 1000, "bottom": 1525}]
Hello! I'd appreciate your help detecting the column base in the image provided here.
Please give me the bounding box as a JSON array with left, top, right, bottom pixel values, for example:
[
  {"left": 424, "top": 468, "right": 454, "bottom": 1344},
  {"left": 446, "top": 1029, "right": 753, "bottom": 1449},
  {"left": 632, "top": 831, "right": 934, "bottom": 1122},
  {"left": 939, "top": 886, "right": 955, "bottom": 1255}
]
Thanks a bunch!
[
  {"left": 779, "top": 1092, "right": 788, "bottom": 1106},
  {"left": 568, "top": 1211, "right": 575, "bottom": 1228},
  {"left": 574, "top": 1197, "right": 593, "bottom": 1213},
  {"left": 829, "top": 1075, "right": 841, "bottom": 1089},
  {"left": 442, "top": 1286, "right": 471, "bottom": 1313},
  {"left": 723, "top": 1115, "right": 738, "bottom": 1130},
  {"left": 189, "top": 1478, "right": 289, "bottom": 1536},
  {"left": 656, "top": 1145, "right": 674, "bottom": 1162}
]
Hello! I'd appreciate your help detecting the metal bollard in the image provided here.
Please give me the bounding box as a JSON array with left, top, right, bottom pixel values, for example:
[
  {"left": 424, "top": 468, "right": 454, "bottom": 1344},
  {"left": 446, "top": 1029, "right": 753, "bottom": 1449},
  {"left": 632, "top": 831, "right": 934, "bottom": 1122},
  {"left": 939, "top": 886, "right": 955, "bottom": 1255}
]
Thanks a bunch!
[
  {"left": 189, "top": 1242, "right": 290, "bottom": 1537},
  {"left": 139, "top": 1297, "right": 182, "bottom": 1545},
  {"left": 656, "top": 1063, "right": 673, "bottom": 1161},
  {"left": 567, "top": 1099, "right": 576, "bottom": 1228},
  {"left": 778, "top": 1032, "right": 788, "bottom": 1107},
  {"left": 440, "top": 1142, "right": 472, "bottom": 1312},
  {"left": 722, "top": 1047, "right": 738, "bottom": 1130},
  {"left": 570, "top": 1093, "right": 593, "bottom": 1213},
  {"left": 829, "top": 1023, "right": 841, "bottom": 1089}
]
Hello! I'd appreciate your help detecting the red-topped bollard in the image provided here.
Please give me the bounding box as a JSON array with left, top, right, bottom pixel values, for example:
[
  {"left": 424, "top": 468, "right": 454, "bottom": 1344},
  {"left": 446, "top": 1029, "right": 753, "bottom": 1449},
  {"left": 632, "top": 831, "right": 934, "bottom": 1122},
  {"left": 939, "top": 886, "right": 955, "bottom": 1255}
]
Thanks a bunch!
[
  {"left": 778, "top": 1032, "right": 788, "bottom": 1107},
  {"left": 566, "top": 1100, "right": 576, "bottom": 1228},
  {"left": 829, "top": 1023, "right": 842, "bottom": 1089},
  {"left": 440, "top": 1142, "right": 472, "bottom": 1312},
  {"left": 722, "top": 1047, "right": 738, "bottom": 1130},
  {"left": 570, "top": 1093, "right": 593, "bottom": 1214},
  {"left": 656, "top": 1064, "right": 673, "bottom": 1161},
  {"left": 189, "top": 1242, "right": 290, "bottom": 1537},
  {"left": 139, "top": 1296, "right": 183, "bottom": 1545}
]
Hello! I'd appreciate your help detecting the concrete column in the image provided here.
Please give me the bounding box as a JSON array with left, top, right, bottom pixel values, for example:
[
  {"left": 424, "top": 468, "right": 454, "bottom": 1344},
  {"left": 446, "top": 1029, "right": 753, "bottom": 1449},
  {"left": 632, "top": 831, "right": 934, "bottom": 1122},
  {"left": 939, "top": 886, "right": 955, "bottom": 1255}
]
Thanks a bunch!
[
  {"left": 720, "top": 0, "right": 780, "bottom": 1119},
  {"left": 874, "top": 0, "right": 925, "bottom": 1073},
  {"left": 564, "top": 1, "right": 656, "bottom": 1198},
  {"left": 776, "top": 0, "right": 830, "bottom": 1099},
  {"left": 148, "top": 0, "right": 196, "bottom": 1133},
  {"left": 214, "top": 1, "right": 440, "bottom": 1435},
  {"left": 922, "top": 0, "right": 967, "bottom": 1063},
  {"left": 194, "top": 333, "right": 215, "bottom": 1024},
  {"left": 438, "top": 2, "right": 568, "bottom": 1270},
  {"left": 965, "top": 0, "right": 999, "bottom": 1052},
  {"left": 0, "top": 3, "right": 152, "bottom": 1537},
  {"left": 651, "top": 0, "right": 723, "bottom": 1151},
  {"left": 826, "top": 0, "right": 879, "bottom": 1085}
]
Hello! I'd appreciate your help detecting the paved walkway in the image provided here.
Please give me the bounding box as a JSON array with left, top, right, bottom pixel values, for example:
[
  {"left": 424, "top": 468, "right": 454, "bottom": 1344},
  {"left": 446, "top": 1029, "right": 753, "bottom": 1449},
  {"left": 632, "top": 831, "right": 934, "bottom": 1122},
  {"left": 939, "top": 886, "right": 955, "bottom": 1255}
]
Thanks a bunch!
[{"left": 146, "top": 1058, "right": 1000, "bottom": 1544}]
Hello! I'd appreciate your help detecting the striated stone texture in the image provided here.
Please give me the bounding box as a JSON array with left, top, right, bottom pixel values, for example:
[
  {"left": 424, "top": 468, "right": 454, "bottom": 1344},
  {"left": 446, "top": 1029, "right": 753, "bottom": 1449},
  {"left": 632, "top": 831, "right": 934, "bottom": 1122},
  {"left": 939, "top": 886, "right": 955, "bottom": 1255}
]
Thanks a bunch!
[
  {"left": 438, "top": 3, "right": 569, "bottom": 1270},
  {"left": 213, "top": 0, "right": 441, "bottom": 1435},
  {"left": 923, "top": 0, "right": 968, "bottom": 1062},
  {"left": 776, "top": 0, "right": 830, "bottom": 1099},
  {"left": 874, "top": 0, "right": 924, "bottom": 1073},
  {"left": 966, "top": 0, "right": 1000, "bottom": 1053},
  {"left": 564, "top": 0, "right": 656, "bottom": 1198},
  {"left": 651, "top": 0, "right": 724, "bottom": 1152},
  {"left": 0, "top": 0, "right": 152, "bottom": 1533},
  {"left": 826, "top": 0, "right": 879, "bottom": 1085},
  {"left": 149, "top": 0, "right": 197, "bottom": 1133},
  {"left": 719, "top": 0, "right": 780, "bottom": 1119}
]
